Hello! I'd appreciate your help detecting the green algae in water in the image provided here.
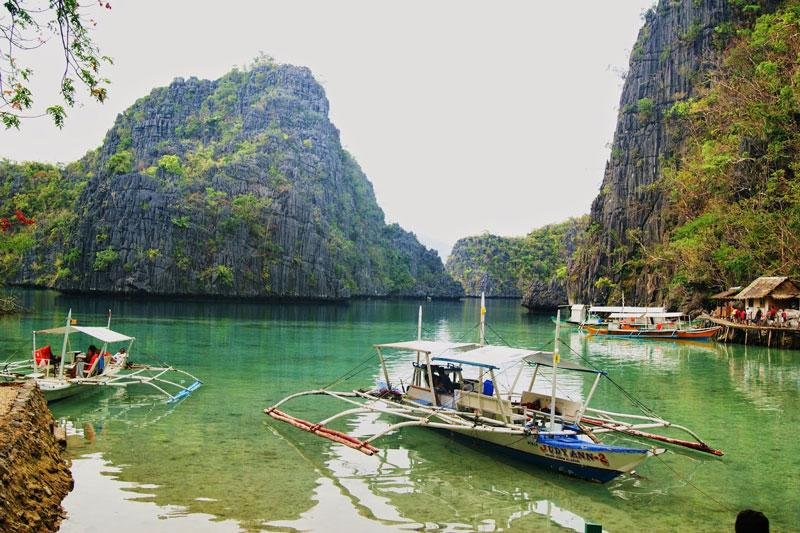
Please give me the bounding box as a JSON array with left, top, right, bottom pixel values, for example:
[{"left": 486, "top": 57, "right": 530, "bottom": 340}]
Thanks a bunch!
[{"left": 2, "top": 291, "right": 798, "bottom": 531}]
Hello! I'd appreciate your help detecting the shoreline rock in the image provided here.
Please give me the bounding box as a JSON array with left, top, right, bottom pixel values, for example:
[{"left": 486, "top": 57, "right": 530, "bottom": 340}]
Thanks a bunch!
[{"left": 0, "top": 382, "right": 73, "bottom": 532}]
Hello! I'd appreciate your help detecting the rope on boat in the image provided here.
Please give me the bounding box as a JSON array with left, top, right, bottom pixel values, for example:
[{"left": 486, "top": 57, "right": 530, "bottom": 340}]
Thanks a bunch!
[
  {"left": 651, "top": 451, "right": 737, "bottom": 514},
  {"left": 485, "top": 322, "right": 517, "bottom": 349},
  {"left": 554, "top": 331, "right": 737, "bottom": 512},
  {"left": 557, "top": 337, "right": 663, "bottom": 421},
  {"left": 319, "top": 351, "right": 378, "bottom": 391},
  {"left": 319, "top": 323, "right": 482, "bottom": 392}
]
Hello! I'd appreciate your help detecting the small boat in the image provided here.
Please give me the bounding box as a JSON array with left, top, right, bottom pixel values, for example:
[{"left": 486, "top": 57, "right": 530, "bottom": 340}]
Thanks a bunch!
[
  {"left": 580, "top": 310, "right": 721, "bottom": 340},
  {"left": 265, "top": 300, "right": 722, "bottom": 483},
  {"left": 0, "top": 310, "right": 202, "bottom": 403},
  {"left": 583, "top": 320, "right": 721, "bottom": 340},
  {"left": 559, "top": 304, "right": 667, "bottom": 328}
]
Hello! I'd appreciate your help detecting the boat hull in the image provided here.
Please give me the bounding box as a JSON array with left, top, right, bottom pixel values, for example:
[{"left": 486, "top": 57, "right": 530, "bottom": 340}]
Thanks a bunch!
[
  {"left": 583, "top": 325, "right": 721, "bottom": 340},
  {"left": 443, "top": 423, "right": 649, "bottom": 483},
  {"left": 39, "top": 380, "right": 90, "bottom": 402}
]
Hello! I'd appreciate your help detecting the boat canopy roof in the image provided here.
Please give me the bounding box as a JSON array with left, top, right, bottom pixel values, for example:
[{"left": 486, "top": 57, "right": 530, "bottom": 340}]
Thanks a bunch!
[
  {"left": 432, "top": 345, "right": 542, "bottom": 370},
  {"left": 374, "top": 340, "right": 477, "bottom": 355},
  {"left": 523, "top": 352, "right": 605, "bottom": 374},
  {"left": 34, "top": 326, "right": 134, "bottom": 343},
  {"left": 589, "top": 306, "right": 665, "bottom": 314},
  {"left": 608, "top": 311, "right": 684, "bottom": 319}
]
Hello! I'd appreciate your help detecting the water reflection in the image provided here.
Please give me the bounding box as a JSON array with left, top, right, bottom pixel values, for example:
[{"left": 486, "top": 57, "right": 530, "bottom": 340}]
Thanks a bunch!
[
  {"left": 1, "top": 291, "right": 797, "bottom": 531},
  {"left": 266, "top": 409, "right": 602, "bottom": 532},
  {"left": 574, "top": 334, "right": 726, "bottom": 371},
  {"left": 61, "top": 453, "right": 241, "bottom": 533}
]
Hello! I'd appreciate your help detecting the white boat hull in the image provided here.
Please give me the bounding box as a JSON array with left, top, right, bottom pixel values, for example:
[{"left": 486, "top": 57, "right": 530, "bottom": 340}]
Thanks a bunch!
[{"left": 38, "top": 380, "right": 90, "bottom": 402}]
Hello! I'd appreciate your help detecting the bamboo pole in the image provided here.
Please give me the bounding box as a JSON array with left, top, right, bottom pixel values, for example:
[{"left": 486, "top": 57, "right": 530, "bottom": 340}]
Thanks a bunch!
[
  {"left": 265, "top": 408, "right": 379, "bottom": 454},
  {"left": 580, "top": 416, "right": 723, "bottom": 456}
]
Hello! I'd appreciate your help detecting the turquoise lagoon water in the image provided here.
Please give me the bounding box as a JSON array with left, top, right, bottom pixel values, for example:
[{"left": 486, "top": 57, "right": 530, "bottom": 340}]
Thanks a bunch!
[{"left": 1, "top": 290, "right": 798, "bottom": 532}]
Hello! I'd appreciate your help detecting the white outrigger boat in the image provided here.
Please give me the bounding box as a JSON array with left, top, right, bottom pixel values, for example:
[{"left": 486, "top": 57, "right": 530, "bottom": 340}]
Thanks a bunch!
[
  {"left": 0, "top": 310, "right": 202, "bottom": 403},
  {"left": 266, "top": 300, "right": 722, "bottom": 483}
]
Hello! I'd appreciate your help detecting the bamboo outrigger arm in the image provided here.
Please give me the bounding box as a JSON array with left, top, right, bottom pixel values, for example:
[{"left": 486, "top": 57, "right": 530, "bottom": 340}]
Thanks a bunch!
[
  {"left": 582, "top": 406, "right": 716, "bottom": 448},
  {"left": 580, "top": 415, "right": 723, "bottom": 456}
]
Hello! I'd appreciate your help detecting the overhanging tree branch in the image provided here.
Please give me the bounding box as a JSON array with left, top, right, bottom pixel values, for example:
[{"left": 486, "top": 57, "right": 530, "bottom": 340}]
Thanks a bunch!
[{"left": 0, "top": 0, "right": 112, "bottom": 129}]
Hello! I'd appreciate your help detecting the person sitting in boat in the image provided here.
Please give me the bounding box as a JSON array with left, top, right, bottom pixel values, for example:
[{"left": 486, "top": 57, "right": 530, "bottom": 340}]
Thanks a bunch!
[
  {"left": 431, "top": 368, "right": 455, "bottom": 394},
  {"left": 85, "top": 345, "right": 101, "bottom": 377},
  {"left": 111, "top": 347, "right": 127, "bottom": 366}
]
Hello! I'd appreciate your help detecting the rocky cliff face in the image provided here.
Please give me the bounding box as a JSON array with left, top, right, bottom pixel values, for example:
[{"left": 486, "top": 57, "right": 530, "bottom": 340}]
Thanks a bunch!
[
  {"left": 446, "top": 218, "right": 586, "bottom": 308},
  {"left": 569, "top": 0, "right": 778, "bottom": 305},
  {"left": 446, "top": 235, "right": 523, "bottom": 297},
  {"left": 5, "top": 61, "right": 462, "bottom": 299},
  {"left": 521, "top": 218, "right": 586, "bottom": 310}
]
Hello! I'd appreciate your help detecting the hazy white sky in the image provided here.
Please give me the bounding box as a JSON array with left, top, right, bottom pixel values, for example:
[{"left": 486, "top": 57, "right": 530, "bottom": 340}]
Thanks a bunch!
[{"left": 1, "top": 1, "right": 652, "bottom": 259}]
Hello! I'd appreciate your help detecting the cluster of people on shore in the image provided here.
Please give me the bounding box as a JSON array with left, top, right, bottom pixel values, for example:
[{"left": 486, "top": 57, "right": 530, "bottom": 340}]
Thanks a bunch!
[{"left": 713, "top": 304, "right": 799, "bottom": 328}]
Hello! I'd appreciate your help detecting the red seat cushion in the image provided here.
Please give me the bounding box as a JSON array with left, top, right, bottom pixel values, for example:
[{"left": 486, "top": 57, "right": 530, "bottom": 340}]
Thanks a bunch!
[{"left": 34, "top": 345, "right": 53, "bottom": 364}]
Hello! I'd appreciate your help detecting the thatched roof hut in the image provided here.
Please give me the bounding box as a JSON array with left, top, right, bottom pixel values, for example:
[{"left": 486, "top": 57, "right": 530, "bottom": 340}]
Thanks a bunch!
[
  {"left": 710, "top": 287, "right": 742, "bottom": 300},
  {"left": 734, "top": 277, "right": 800, "bottom": 300},
  {"left": 733, "top": 277, "right": 800, "bottom": 311}
]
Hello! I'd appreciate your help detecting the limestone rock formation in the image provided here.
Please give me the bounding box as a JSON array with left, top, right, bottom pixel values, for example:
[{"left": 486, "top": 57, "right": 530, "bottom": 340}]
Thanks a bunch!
[
  {"left": 4, "top": 61, "right": 462, "bottom": 299},
  {"left": 446, "top": 218, "right": 586, "bottom": 308},
  {"left": 446, "top": 235, "right": 523, "bottom": 297},
  {"left": 569, "top": 0, "right": 778, "bottom": 305}
]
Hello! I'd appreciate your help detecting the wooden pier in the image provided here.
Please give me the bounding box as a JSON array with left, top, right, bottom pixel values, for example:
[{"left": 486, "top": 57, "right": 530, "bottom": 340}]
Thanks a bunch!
[{"left": 702, "top": 314, "right": 800, "bottom": 348}]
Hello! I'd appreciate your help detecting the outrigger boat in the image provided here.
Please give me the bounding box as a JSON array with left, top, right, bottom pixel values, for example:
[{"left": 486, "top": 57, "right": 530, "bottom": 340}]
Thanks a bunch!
[
  {"left": 265, "top": 301, "right": 722, "bottom": 483},
  {"left": 582, "top": 324, "right": 721, "bottom": 340},
  {"left": 582, "top": 312, "right": 721, "bottom": 340},
  {"left": 0, "top": 310, "right": 202, "bottom": 403}
]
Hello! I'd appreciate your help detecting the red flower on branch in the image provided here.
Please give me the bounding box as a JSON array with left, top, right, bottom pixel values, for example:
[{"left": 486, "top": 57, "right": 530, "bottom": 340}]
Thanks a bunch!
[
  {"left": 14, "top": 209, "right": 35, "bottom": 225},
  {"left": 0, "top": 218, "right": 10, "bottom": 232}
]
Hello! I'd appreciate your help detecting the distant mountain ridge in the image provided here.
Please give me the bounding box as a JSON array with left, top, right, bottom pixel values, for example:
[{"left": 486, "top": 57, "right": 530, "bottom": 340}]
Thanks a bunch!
[{"left": 0, "top": 60, "right": 463, "bottom": 299}]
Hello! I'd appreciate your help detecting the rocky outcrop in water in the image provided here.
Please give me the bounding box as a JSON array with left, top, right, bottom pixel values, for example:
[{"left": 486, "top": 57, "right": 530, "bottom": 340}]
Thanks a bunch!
[
  {"left": 0, "top": 383, "right": 72, "bottom": 532},
  {"left": 2, "top": 61, "right": 462, "bottom": 299}
]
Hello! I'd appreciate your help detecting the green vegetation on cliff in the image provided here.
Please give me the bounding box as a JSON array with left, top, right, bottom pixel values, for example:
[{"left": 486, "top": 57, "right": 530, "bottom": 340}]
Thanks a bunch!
[
  {"left": 567, "top": 0, "right": 800, "bottom": 309},
  {"left": 0, "top": 60, "right": 462, "bottom": 299},
  {"left": 446, "top": 217, "right": 587, "bottom": 307},
  {"left": 446, "top": 233, "right": 524, "bottom": 297},
  {"left": 640, "top": 3, "right": 800, "bottom": 304}
]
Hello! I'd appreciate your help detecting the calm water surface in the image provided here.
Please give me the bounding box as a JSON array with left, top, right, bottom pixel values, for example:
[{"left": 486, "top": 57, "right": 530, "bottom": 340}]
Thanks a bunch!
[{"left": 1, "top": 290, "right": 798, "bottom": 532}]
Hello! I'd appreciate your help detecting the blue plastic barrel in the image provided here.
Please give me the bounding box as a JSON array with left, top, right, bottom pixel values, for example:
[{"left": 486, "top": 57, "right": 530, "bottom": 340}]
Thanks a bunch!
[{"left": 482, "top": 379, "right": 494, "bottom": 396}]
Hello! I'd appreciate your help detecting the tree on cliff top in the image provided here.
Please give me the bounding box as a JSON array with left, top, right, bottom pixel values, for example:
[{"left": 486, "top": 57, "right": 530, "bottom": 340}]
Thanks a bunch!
[{"left": 1, "top": 0, "right": 112, "bottom": 129}]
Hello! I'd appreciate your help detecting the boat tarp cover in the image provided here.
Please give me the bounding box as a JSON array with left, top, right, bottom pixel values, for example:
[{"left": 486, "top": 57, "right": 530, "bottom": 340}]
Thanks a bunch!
[
  {"left": 34, "top": 326, "right": 134, "bottom": 343},
  {"left": 433, "top": 345, "right": 541, "bottom": 370},
  {"left": 374, "top": 340, "right": 477, "bottom": 355},
  {"left": 523, "top": 353, "right": 604, "bottom": 374},
  {"left": 607, "top": 312, "right": 684, "bottom": 319},
  {"left": 588, "top": 306, "right": 665, "bottom": 314}
]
